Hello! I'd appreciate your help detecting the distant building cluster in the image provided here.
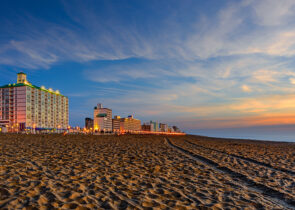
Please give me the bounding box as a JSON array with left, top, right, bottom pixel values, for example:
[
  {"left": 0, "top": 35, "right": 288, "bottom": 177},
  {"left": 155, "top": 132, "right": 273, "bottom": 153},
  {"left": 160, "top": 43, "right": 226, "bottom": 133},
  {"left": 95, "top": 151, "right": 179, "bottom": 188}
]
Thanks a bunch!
[
  {"left": 142, "top": 121, "right": 180, "bottom": 133},
  {"left": 85, "top": 103, "right": 182, "bottom": 134},
  {"left": 0, "top": 73, "right": 183, "bottom": 135}
]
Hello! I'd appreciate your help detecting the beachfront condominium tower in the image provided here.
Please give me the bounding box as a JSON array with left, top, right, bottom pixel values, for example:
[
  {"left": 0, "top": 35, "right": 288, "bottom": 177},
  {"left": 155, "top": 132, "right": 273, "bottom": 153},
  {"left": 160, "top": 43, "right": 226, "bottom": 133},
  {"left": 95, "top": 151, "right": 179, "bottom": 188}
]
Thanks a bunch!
[
  {"left": 0, "top": 72, "right": 69, "bottom": 132},
  {"left": 93, "top": 103, "right": 112, "bottom": 132}
]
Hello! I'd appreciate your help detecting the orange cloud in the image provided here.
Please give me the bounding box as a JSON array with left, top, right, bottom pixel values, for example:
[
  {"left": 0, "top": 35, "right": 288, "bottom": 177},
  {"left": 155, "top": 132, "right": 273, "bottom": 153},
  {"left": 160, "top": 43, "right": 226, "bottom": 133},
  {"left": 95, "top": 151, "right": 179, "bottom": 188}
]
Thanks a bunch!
[
  {"left": 241, "top": 84, "right": 251, "bottom": 92},
  {"left": 219, "top": 114, "right": 295, "bottom": 128},
  {"left": 230, "top": 94, "right": 295, "bottom": 113},
  {"left": 170, "top": 94, "right": 295, "bottom": 129},
  {"left": 176, "top": 114, "right": 295, "bottom": 130}
]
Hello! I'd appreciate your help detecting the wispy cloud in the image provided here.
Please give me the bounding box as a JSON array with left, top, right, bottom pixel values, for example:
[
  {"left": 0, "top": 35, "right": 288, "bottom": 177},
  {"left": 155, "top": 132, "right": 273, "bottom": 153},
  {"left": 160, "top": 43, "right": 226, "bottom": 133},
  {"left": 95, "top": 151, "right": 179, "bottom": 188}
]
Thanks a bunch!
[
  {"left": 83, "top": 60, "right": 176, "bottom": 82},
  {"left": 1, "top": 0, "right": 295, "bottom": 66},
  {"left": 2, "top": 0, "right": 295, "bottom": 129},
  {"left": 251, "top": 0, "right": 295, "bottom": 26}
]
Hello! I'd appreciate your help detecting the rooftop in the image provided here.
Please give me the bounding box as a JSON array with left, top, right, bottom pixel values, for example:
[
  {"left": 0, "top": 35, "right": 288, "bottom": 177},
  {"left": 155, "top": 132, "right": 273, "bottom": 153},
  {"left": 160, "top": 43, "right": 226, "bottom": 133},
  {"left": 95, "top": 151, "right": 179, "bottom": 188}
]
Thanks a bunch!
[
  {"left": 0, "top": 72, "right": 67, "bottom": 97},
  {"left": 0, "top": 82, "right": 67, "bottom": 97}
]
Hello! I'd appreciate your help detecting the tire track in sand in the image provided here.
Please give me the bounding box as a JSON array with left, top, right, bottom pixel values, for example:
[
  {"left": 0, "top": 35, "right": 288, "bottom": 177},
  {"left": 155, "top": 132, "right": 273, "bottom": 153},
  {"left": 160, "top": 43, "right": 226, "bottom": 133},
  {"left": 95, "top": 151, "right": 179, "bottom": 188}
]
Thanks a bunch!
[
  {"left": 185, "top": 139, "right": 295, "bottom": 176},
  {"left": 165, "top": 138, "right": 295, "bottom": 210}
]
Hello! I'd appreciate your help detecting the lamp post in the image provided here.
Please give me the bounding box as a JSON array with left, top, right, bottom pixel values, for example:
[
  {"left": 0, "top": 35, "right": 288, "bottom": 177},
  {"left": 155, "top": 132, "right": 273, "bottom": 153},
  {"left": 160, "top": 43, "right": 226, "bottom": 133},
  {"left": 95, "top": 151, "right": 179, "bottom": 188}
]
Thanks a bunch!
[
  {"left": 58, "top": 125, "right": 61, "bottom": 134},
  {"left": 16, "top": 123, "right": 19, "bottom": 133}
]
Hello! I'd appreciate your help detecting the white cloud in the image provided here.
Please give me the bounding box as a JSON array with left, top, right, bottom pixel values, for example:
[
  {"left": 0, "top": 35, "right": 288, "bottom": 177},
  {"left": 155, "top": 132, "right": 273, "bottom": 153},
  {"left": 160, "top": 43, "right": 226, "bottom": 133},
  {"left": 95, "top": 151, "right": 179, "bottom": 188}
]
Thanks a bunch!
[
  {"left": 181, "top": 0, "right": 295, "bottom": 59},
  {"left": 251, "top": 69, "right": 278, "bottom": 83},
  {"left": 289, "top": 78, "right": 295, "bottom": 85},
  {"left": 241, "top": 85, "right": 251, "bottom": 92},
  {"left": 1, "top": 0, "right": 295, "bottom": 69},
  {"left": 251, "top": 0, "right": 295, "bottom": 26}
]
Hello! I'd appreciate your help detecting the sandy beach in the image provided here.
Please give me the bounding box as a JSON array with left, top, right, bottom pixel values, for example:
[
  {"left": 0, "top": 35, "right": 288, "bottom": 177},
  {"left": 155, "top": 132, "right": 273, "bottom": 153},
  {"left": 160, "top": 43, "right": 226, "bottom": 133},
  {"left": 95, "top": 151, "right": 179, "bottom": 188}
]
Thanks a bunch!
[{"left": 0, "top": 134, "right": 294, "bottom": 209}]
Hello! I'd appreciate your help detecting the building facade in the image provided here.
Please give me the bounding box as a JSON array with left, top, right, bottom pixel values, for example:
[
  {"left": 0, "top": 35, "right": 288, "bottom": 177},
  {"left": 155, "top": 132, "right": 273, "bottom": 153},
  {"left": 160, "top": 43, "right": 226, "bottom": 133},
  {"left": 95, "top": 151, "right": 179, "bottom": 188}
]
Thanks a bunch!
[
  {"left": 160, "top": 123, "right": 168, "bottom": 132},
  {"left": 93, "top": 103, "right": 112, "bottom": 132},
  {"left": 141, "top": 124, "right": 151, "bottom": 131},
  {"left": 0, "top": 73, "right": 69, "bottom": 132},
  {"left": 85, "top": 117, "right": 94, "bottom": 130},
  {"left": 150, "top": 121, "right": 159, "bottom": 132},
  {"left": 121, "top": 115, "right": 141, "bottom": 132},
  {"left": 113, "top": 115, "right": 141, "bottom": 133},
  {"left": 112, "top": 115, "right": 121, "bottom": 132}
]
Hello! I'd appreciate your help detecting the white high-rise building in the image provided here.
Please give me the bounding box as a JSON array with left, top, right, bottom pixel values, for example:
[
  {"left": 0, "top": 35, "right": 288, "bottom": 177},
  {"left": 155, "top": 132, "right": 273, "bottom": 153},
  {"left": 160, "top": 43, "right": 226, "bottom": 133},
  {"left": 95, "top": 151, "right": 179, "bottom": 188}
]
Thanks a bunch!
[
  {"left": 93, "top": 103, "right": 112, "bottom": 132},
  {"left": 0, "top": 72, "right": 69, "bottom": 132}
]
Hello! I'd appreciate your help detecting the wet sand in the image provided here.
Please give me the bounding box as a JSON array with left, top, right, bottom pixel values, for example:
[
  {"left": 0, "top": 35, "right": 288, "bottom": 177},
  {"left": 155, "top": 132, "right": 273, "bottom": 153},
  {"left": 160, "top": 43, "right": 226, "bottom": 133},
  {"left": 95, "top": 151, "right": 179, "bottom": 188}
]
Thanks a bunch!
[{"left": 0, "top": 134, "right": 294, "bottom": 209}]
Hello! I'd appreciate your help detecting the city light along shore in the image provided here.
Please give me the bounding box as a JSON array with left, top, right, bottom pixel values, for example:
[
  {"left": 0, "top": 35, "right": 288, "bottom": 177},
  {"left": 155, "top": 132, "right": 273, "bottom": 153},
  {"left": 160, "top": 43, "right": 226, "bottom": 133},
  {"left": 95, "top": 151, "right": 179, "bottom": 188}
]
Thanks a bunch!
[{"left": 0, "top": 73, "right": 184, "bottom": 135}]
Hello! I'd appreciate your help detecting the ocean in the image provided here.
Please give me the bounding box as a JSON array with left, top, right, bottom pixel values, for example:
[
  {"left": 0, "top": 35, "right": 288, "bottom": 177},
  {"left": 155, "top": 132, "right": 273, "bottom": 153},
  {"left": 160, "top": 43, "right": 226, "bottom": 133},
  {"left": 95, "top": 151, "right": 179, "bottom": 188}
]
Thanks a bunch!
[{"left": 189, "top": 126, "right": 295, "bottom": 142}]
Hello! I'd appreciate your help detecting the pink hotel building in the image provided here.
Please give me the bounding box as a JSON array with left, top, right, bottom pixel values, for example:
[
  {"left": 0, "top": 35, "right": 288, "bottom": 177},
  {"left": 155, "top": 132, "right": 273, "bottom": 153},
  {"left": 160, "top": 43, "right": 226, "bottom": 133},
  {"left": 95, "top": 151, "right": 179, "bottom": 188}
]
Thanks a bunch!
[{"left": 0, "top": 73, "right": 69, "bottom": 132}]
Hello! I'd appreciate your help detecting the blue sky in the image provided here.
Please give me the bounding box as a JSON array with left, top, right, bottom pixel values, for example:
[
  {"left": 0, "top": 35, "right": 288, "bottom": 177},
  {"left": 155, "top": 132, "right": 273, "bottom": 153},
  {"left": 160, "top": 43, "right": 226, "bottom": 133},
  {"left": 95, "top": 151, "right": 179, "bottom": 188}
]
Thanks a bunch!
[{"left": 2, "top": 0, "right": 295, "bottom": 135}]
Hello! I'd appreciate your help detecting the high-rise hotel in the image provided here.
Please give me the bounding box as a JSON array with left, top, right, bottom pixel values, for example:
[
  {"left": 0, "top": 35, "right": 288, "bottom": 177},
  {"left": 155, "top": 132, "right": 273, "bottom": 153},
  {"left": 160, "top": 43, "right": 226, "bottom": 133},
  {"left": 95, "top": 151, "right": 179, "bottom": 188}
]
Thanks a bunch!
[
  {"left": 93, "top": 103, "right": 112, "bottom": 132},
  {"left": 0, "top": 73, "right": 69, "bottom": 132}
]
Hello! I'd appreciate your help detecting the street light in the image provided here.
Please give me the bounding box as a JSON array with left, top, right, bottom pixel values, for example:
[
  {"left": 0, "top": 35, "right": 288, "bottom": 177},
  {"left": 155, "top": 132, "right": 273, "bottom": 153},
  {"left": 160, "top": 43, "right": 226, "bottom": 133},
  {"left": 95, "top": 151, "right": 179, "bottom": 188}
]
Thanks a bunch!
[
  {"left": 58, "top": 125, "right": 61, "bottom": 134},
  {"left": 33, "top": 124, "right": 36, "bottom": 134}
]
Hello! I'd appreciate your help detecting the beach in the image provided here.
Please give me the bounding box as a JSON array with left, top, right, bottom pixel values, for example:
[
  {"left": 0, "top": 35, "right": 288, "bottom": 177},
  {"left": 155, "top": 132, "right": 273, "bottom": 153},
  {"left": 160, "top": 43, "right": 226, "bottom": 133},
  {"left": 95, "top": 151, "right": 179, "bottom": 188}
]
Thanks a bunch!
[{"left": 0, "top": 134, "right": 294, "bottom": 209}]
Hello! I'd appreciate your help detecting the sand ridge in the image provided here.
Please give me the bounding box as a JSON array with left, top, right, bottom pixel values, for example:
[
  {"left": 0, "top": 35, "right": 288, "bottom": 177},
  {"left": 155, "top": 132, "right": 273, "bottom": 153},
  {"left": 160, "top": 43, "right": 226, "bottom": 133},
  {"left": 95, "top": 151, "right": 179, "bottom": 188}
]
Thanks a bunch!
[
  {"left": 166, "top": 138, "right": 295, "bottom": 209},
  {"left": 183, "top": 135, "right": 295, "bottom": 171},
  {"left": 0, "top": 134, "right": 294, "bottom": 209},
  {"left": 170, "top": 138, "right": 295, "bottom": 196}
]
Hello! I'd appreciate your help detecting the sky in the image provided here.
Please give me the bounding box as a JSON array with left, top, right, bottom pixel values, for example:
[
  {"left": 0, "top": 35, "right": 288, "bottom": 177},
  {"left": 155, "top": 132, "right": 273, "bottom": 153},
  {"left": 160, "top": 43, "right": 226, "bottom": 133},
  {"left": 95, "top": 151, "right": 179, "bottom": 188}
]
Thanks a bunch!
[{"left": 1, "top": 0, "right": 295, "bottom": 139}]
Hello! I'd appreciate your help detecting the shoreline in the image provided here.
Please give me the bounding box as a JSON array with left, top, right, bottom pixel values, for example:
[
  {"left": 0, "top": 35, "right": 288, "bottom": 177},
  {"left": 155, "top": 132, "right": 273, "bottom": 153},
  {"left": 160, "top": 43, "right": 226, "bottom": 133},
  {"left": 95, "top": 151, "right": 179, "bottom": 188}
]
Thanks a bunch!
[{"left": 187, "top": 133, "right": 295, "bottom": 143}]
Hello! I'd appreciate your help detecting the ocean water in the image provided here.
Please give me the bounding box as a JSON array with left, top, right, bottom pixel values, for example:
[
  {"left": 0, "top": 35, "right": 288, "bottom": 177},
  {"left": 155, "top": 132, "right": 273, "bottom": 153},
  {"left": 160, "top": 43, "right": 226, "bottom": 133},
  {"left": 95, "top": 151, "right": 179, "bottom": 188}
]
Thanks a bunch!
[{"left": 189, "top": 127, "right": 295, "bottom": 143}]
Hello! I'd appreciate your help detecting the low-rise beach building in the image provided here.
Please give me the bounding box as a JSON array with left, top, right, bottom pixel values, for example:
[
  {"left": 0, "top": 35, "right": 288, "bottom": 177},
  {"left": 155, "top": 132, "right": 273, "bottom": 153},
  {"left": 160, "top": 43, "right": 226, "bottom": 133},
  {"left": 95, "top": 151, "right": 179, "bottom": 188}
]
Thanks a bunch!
[
  {"left": 120, "top": 115, "right": 141, "bottom": 132},
  {"left": 113, "top": 115, "right": 141, "bottom": 133},
  {"left": 85, "top": 117, "right": 93, "bottom": 130},
  {"left": 160, "top": 123, "right": 168, "bottom": 132},
  {"left": 141, "top": 123, "right": 151, "bottom": 132}
]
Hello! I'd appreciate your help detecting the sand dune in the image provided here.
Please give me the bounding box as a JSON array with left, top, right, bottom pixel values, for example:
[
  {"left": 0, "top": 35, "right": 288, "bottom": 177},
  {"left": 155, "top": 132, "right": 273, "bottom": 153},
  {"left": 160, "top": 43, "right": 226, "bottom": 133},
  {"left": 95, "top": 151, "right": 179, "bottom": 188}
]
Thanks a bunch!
[{"left": 0, "top": 134, "right": 294, "bottom": 209}]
